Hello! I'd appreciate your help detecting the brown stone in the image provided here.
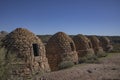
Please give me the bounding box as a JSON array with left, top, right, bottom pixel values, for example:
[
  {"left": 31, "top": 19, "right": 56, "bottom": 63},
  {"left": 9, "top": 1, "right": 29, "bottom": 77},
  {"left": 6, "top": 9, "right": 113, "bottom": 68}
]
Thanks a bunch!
[
  {"left": 99, "top": 36, "right": 113, "bottom": 52},
  {"left": 72, "top": 34, "right": 95, "bottom": 62},
  {"left": 87, "top": 36, "right": 104, "bottom": 55},
  {"left": 1, "top": 28, "right": 51, "bottom": 78},
  {"left": 46, "top": 32, "right": 78, "bottom": 71}
]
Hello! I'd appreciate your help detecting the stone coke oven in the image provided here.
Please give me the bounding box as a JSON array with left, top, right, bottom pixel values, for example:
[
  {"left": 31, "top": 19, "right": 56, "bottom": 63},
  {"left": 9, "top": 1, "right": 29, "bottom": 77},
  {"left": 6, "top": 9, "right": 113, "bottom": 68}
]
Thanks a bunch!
[
  {"left": 99, "top": 36, "right": 113, "bottom": 52},
  {"left": 72, "top": 34, "right": 95, "bottom": 62},
  {"left": 46, "top": 32, "right": 78, "bottom": 71},
  {"left": 88, "top": 36, "right": 104, "bottom": 55},
  {"left": 1, "top": 28, "right": 50, "bottom": 79}
]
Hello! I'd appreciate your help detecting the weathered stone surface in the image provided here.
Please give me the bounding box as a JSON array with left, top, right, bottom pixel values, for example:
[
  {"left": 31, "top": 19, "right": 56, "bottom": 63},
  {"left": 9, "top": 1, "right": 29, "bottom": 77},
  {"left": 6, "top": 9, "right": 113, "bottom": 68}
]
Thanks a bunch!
[
  {"left": 72, "top": 34, "right": 95, "bottom": 62},
  {"left": 88, "top": 36, "right": 104, "bottom": 55},
  {"left": 46, "top": 32, "right": 78, "bottom": 71},
  {"left": 99, "top": 36, "right": 113, "bottom": 52},
  {"left": 1, "top": 28, "right": 50, "bottom": 79}
]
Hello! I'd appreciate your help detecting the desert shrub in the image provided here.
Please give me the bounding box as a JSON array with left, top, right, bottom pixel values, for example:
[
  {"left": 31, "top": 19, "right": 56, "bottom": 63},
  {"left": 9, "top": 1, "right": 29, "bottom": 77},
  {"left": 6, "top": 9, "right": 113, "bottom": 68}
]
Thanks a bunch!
[
  {"left": 101, "top": 53, "right": 108, "bottom": 57},
  {"left": 78, "top": 49, "right": 98, "bottom": 64},
  {"left": 110, "top": 43, "right": 120, "bottom": 53},
  {"left": 58, "top": 61, "right": 74, "bottom": 70},
  {"left": 85, "top": 55, "right": 99, "bottom": 63},
  {"left": 79, "top": 55, "right": 99, "bottom": 64},
  {"left": 110, "top": 44, "right": 120, "bottom": 53},
  {"left": 95, "top": 48, "right": 108, "bottom": 58},
  {"left": 96, "top": 52, "right": 108, "bottom": 58}
]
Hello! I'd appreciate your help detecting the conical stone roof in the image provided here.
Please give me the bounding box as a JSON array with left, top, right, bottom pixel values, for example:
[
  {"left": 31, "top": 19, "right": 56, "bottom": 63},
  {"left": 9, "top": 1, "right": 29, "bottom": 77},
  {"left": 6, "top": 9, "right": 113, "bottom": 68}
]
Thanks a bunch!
[
  {"left": 1, "top": 28, "right": 50, "bottom": 79},
  {"left": 99, "top": 36, "right": 113, "bottom": 52},
  {"left": 73, "top": 34, "right": 93, "bottom": 50},
  {"left": 46, "top": 32, "right": 78, "bottom": 71},
  {"left": 88, "top": 36, "right": 104, "bottom": 55},
  {"left": 2, "top": 28, "right": 44, "bottom": 53},
  {"left": 73, "top": 34, "right": 95, "bottom": 62},
  {"left": 88, "top": 36, "right": 99, "bottom": 48}
]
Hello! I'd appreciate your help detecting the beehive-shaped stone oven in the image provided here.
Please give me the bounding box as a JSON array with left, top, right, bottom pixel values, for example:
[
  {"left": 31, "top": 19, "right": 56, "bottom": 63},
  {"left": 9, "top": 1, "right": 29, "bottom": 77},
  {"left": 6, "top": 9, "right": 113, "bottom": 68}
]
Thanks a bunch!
[
  {"left": 88, "top": 36, "right": 104, "bottom": 55},
  {"left": 73, "top": 34, "right": 95, "bottom": 62},
  {"left": 1, "top": 28, "right": 50, "bottom": 79},
  {"left": 99, "top": 36, "right": 113, "bottom": 52},
  {"left": 46, "top": 32, "right": 78, "bottom": 71}
]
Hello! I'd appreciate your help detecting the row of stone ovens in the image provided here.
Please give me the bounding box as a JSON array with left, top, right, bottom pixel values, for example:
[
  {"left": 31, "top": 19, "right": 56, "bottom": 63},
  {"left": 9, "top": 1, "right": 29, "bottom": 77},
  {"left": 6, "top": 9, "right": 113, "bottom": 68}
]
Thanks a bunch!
[
  {"left": 46, "top": 31, "right": 113, "bottom": 71},
  {"left": 1, "top": 28, "right": 113, "bottom": 79}
]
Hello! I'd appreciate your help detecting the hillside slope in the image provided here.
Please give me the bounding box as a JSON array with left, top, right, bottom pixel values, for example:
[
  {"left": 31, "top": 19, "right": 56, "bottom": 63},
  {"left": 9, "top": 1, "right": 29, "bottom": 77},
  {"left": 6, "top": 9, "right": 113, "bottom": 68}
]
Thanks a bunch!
[{"left": 38, "top": 53, "right": 120, "bottom": 80}]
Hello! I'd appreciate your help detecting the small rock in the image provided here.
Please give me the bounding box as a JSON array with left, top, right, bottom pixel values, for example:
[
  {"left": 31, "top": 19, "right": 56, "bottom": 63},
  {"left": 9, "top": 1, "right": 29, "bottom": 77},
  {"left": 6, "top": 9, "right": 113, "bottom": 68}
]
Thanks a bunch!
[
  {"left": 87, "top": 70, "right": 92, "bottom": 73},
  {"left": 94, "top": 68, "right": 96, "bottom": 70},
  {"left": 111, "top": 68, "right": 117, "bottom": 70}
]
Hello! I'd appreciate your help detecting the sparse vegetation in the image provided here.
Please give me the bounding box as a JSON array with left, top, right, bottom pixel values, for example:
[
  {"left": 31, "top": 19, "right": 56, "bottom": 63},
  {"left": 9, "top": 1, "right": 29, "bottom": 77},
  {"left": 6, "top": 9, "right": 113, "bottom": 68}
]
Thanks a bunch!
[
  {"left": 39, "top": 52, "right": 120, "bottom": 80},
  {"left": 110, "top": 43, "right": 120, "bottom": 53},
  {"left": 96, "top": 52, "right": 108, "bottom": 58},
  {"left": 58, "top": 61, "right": 74, "bottom": 70},
  {"left": 79, "top": 54, "right": 99, "bottom": 64},
  {"left": 85, "top": 55, "right": 99, "bottom": 63},
  {"left": 78, "top": 49, "right": 98, "bottom": 63}
]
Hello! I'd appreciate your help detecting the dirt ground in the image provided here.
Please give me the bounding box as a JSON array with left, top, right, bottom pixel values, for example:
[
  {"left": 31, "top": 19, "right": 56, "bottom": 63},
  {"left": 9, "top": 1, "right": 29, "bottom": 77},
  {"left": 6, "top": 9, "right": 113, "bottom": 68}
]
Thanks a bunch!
[{"left": 38, "top": 53, "right": 120, "bottom": 80}]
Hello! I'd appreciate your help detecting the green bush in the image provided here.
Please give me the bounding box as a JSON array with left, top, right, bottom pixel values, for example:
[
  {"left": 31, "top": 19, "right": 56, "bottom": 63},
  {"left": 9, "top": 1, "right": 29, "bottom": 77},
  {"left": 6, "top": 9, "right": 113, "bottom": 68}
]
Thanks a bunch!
[
  {"left": 85, "top": 55, "right": 99, "bottom": 63},
  {"left": 58, "top": 61, "right": 74, "bottom": 70},
  {"left": 79, "top": 53, "right": 99, "bottom": 64},
  {"left": 78, "top": 49, "right": 94, "bottom": 63},
  {"left": 96, "top": 52, "right": 108, "bottom": 58},
  {"left": 94, "top": 48, "right": 108, "bottom": 58}
]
